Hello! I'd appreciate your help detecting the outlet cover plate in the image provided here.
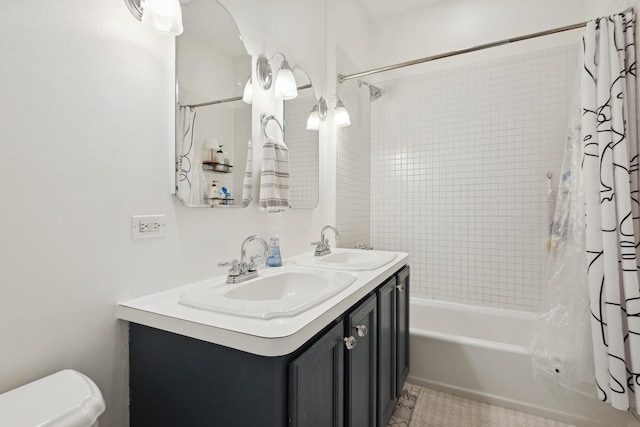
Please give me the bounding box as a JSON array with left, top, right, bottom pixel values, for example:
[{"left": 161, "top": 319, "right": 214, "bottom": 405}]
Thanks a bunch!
[{"left": 131, "top": 215, "right": 167, "bottom": 239}]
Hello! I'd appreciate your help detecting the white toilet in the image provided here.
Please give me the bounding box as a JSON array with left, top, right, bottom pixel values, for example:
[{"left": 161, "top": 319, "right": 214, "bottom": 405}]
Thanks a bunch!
[{"left": 0, "top": 369, "right": 105, "bottom": 427}]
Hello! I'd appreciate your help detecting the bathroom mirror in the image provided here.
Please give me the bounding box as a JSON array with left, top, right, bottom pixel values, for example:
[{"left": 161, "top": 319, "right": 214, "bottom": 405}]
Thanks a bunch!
[
  {"left": 175, "top": 0, "right": 252, "bottom": 208},
  {"left": 285, "top": 69, "right": 320, "bottom": 208}
]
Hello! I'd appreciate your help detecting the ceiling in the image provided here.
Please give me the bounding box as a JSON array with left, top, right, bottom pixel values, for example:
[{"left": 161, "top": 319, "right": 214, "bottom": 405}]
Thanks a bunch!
[{"left": 359, "top": 0, "right": 442, "bottom": 20}]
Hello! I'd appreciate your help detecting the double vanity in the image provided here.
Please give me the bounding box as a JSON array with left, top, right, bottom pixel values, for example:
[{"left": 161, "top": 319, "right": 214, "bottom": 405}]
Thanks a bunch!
[{"left": 117, "top": 247, "right": 409, "bottom": 427}]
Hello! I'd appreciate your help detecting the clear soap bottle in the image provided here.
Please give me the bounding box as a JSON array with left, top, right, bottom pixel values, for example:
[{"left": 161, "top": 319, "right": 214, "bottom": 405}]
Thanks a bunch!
[
  {"left": 266, "top": 233, "right": 282, "bottom": 267},
  {"left": 208, "top": 180, "right": 220, "bottom": 206},
  {"left": 216, "top": 145, "right": 224, "bottom": 163}
]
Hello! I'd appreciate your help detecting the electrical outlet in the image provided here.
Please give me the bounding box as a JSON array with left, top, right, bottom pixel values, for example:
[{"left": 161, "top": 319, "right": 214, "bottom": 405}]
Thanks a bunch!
[{"left": 132, "top": 215, "right": 167, "bottom": 239}]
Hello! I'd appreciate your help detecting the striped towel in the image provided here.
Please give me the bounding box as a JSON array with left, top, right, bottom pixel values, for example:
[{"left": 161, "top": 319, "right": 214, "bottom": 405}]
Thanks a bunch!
[
  {"left": 259, "top": 136, "right": 289, "bottom": 212},
  {"left": 242, "top": 140, "right": 252, "bottom": 205}
]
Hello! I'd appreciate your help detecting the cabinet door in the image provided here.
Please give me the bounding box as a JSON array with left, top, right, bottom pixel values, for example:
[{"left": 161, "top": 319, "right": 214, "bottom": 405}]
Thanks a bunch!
[
  {"left": 377, "top": 276, "right": 397, "bottom": 427},
  {"left": 346, "top": 294, "right": 378, "bottom": 427},
  {"left": 289, "top": 320, "right": 345, "bottom": 427},
  {"left": 396, "top": 266, "right": 410, "bottom": 394}
]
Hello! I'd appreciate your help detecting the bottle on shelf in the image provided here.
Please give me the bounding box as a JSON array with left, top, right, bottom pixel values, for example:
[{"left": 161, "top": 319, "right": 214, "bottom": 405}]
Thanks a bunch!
[
  {"left": 216, "top": 145, "right": 224, "bottom": 164},
  {"left": 207, "top": 180, "right": 220, "bottom": 206}
]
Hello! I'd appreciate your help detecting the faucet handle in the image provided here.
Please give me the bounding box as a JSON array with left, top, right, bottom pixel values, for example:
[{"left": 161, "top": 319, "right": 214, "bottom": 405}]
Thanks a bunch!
[
  {"left": 311, "top": 241, "right": 323, "bottom": 247},
  {"left": 247, "top": 254, "right": 262, "bottom": 271},
  {"left": 217, "top": 259, "right": 238, "bottom": 267},
  {"left": 218, "top": 259, "right": 241, "bottom": 276}
]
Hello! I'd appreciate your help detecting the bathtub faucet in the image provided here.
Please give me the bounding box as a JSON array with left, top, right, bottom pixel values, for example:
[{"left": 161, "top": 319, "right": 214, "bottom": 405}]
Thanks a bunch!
[{"left": 312, "top": 225, "right": 340, "bottom": 256}]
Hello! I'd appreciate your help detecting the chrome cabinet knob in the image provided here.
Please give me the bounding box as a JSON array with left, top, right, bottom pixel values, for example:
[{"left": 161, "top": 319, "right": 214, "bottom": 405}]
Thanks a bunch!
[{"left": 396, "top": 284, "right": 405, "bottom": 292}]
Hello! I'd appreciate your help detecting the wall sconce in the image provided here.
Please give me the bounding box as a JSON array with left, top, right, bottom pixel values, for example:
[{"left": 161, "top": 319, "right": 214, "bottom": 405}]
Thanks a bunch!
[
  {"left": 306, "top": 98, "right": 327, "bottom": 131},
  {"left": 306, "top": 94, "right": 350, "bottom": 130},
  {"left": 242, "top": 76, "right": 253, "bottom": 105},
  {"left": 333, "top": 97, "right": 351, "bottom": 128},
  {"left": 124, "top": 0, "right": 184, "bottom": 36},
  {"left": 256, "top": 53, "right": 298, "bottom": 100}
]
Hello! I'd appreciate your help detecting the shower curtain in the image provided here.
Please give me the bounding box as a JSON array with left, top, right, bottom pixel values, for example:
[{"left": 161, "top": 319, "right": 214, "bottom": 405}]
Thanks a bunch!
[
  {"left": 176, "top": 106, "right": 204, "bottom": 206},
  {"left": 583, "top": 10, "right": 639, "bottom": 411},
  {"left": 533, "top": 9, "right": 640, "bottom": 412}
]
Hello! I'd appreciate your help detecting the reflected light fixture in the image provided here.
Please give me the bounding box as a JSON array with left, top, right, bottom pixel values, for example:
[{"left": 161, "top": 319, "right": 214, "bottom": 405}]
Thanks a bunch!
[
  {"left": 242, "top": 76, "right": 253, "bottom": 104},
  {"left": 306, "top": 98, "right": 328, "bottom": 131},
  {"left": 256, "top": 53, "right": 298, "bottom": 100},
  {"left": 124, "top": 0, "right": 184, "bottom": 36}
]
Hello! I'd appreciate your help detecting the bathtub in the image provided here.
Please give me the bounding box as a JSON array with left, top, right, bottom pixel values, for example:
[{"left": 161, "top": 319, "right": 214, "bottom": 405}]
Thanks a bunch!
[{"left": 407, "top": 297, "right": 628, "bottom": 427}]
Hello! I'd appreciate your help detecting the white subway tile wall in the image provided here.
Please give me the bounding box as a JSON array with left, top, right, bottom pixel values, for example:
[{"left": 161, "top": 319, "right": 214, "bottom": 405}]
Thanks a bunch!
[
  {"left": 336, "top": 48, "right": 372, "bottom": 249},
  {"left": 369, "top": 45, "right": 578, "bottom": 311},
  {"left": 285, "top": 87, "right": 320, "bottom": 208}
]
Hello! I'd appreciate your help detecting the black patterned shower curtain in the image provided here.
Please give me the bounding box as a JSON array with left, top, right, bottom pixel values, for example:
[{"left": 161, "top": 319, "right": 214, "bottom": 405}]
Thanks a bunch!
[
  {"left": 532, "top": 9, "right": 640, "bottom": 413},
  {"left": 582, "top": 9, "right": 640, "bottom": 411}
]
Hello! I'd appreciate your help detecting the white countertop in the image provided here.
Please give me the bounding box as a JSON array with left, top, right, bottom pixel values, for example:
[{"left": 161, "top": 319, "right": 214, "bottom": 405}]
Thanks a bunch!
[{"left": 116, "top": 249, "right": 408, "bottom": 356}]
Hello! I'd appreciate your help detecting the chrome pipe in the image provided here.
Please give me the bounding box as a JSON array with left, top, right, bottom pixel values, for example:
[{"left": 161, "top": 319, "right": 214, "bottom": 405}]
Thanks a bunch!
[{"left": 338, "top": 21, "right": 588, "bottom": 83}]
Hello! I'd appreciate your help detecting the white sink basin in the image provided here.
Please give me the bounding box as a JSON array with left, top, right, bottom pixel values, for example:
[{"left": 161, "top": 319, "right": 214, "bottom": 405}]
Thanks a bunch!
[
  {"left": 178, "top": 269, "right": 357, "bottom": 319},
  {"left": 294, "top": 249, "right": 397, "bottom": 271}
]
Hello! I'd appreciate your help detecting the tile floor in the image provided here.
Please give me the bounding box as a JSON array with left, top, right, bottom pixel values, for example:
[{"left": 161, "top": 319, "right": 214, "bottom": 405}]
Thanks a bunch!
[{"left": 389, "top": 384, "right": 575, "bottom": 427}]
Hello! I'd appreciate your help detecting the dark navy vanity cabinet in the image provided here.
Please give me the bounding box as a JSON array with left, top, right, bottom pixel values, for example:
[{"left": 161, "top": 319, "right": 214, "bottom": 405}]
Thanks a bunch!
[
  {"left": 129, "top": 265, "right": 409, "bottom": 427},
  {"left": 377, "top": 266, "right": 410, "bottom": 427}
]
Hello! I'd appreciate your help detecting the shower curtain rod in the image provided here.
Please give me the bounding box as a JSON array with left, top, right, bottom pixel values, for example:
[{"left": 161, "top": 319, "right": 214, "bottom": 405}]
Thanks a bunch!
[
  {"left": 182, "top": 94, "right": 244, "bottom": 109},
  {"left": 182, "top": 84, "right": 313, "bottom": 109},
  {"left": 337, "top": 21, "right": 588, "bottom": 83}
]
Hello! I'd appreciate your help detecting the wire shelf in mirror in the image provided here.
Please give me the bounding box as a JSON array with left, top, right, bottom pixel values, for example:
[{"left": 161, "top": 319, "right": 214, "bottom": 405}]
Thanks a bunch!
[{"left": 202, "top": 162, "right": 233, "bottom": 173}]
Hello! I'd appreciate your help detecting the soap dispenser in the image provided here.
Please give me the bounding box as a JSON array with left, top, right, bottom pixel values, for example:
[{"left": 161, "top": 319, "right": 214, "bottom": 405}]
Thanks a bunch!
[
  {"left": 216, "top": 145, "right": 224, "bottom": 164},
  {"left": 266, "top": 230, "right": 282, "bottom": 267}
]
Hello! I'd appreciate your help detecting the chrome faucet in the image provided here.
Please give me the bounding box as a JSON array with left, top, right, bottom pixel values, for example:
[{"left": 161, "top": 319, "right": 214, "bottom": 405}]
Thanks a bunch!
[
  {"left": 218, "top": 235, "right": 271, "bottom": 283},
  {"left": 311, "top": 225, "right": 340, "bottom": 256}
]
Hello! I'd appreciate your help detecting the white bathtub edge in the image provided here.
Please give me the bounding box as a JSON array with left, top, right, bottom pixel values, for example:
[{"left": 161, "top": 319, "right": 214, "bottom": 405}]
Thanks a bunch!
[
  {"left": 409, "top": 328, "right": 528, "bottom": 355},
  {"left": 407, "top": 375, "right": 605, "bottom": 427}
]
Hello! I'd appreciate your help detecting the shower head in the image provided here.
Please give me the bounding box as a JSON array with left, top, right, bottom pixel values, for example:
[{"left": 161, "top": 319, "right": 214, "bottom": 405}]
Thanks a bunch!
[{"left": 358, "top": 80, "right": 385, "bottom": 102}]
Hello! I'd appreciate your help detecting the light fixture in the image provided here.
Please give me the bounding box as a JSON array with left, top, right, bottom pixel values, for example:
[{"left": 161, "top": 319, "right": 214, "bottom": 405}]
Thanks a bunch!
[
  {"left": 305, "top": 95, "right": 350, "bottom": 130},
  {"left": 306, "top": 104, "right": 321, "bottom": 131},
  {"left": 124, "top": 0, "right": 184, "bottom": 36},
  {"left": 333, "top": 98, "right": 351, "bottom": 128},
  {"left": 242, "top": 76, "right": 253, "bottom": 104},
  {"left": 274, "top": 59, "right": 298, "bottom": 100},
  {"left": 306, "top": 98, "right": 328, "bottom": 131},
  {"left": 256, "top": 53, "right": 298, "bottom": 100}
]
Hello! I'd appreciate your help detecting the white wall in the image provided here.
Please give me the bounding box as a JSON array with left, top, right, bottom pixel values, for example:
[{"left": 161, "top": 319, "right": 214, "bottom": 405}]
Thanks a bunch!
[
  {"left": 0, "top": 1, "right": 329, "bottom": 426},
  {"left": 586, "top": 0, "right": 640, "bottom": 16}
]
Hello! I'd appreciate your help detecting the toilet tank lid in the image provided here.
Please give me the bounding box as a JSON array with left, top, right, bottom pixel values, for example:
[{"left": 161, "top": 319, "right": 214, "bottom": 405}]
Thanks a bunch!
[{"left": 0, "top": 369, "right": 105, "bottom": 427}]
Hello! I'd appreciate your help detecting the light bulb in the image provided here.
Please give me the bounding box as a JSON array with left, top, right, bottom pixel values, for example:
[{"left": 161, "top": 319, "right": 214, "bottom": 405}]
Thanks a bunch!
[
  {"left": 306, "top": 104, "right": 320, "bottom": 130},
  {"left": 334, "top": 99, "right": 351, "bottom": 128},
  {"left": 142, "top": 0, "right": 184, "bottom": 36},
  {"left": 274, "top": 60, "right": 298, "bottom": 100},
  {"left": 242, "top": 78, "right": 253, "bottom": 104}
]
